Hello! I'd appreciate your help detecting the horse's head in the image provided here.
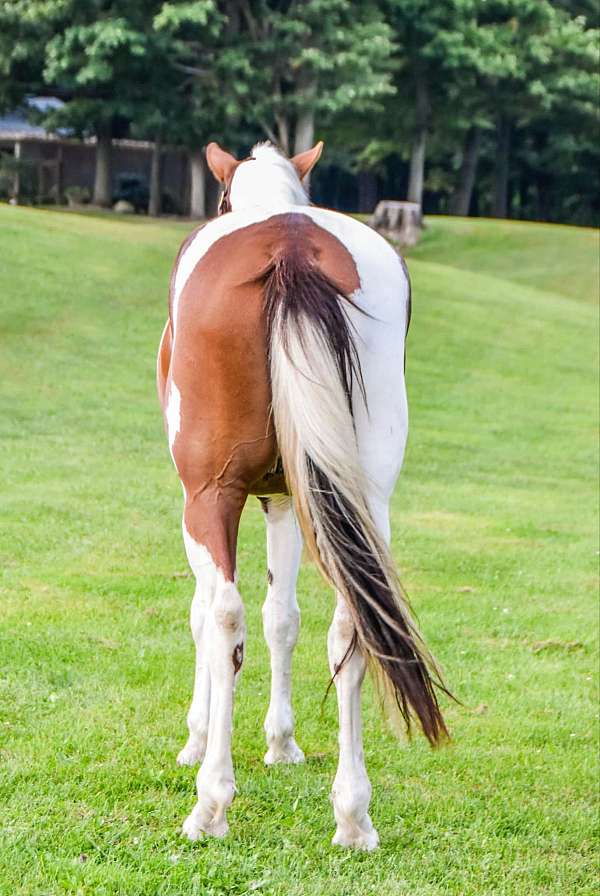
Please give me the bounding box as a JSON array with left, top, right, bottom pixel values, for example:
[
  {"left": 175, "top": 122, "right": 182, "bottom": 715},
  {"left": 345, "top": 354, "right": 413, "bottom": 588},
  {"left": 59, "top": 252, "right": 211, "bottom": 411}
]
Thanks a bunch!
[{"left": 205, "top": 141, "right": 323, "bottom": 214}]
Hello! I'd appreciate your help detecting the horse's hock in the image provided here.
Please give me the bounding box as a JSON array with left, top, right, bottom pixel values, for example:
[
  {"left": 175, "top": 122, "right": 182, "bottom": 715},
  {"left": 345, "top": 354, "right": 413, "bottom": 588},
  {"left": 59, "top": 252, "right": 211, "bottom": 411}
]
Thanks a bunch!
[{"left": 369, "top": 200, "right": 422, "bottom": 248}]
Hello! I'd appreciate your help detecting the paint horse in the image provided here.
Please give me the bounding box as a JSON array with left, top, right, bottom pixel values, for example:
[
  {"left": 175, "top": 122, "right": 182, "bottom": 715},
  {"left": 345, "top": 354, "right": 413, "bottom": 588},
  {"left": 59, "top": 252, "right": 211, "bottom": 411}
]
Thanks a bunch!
[{"left": 157, "top": 141, "right": 447, "bottom": 850}]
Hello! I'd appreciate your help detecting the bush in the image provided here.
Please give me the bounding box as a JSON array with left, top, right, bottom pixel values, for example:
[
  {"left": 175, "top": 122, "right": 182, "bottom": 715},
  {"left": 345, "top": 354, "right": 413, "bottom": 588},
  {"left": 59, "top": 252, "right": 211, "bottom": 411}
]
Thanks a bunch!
[
  {"left": 0, "top": 155, "right": 37, "bottom": 202},
  {"left": 64, "top": 185, "right": 91, "bottom": 206},
  {"left": 160, "top": 189, "right": 180, "bottom": 215},
  {"left": 113, "top": 173, "right": 149, "bottom": 212}
]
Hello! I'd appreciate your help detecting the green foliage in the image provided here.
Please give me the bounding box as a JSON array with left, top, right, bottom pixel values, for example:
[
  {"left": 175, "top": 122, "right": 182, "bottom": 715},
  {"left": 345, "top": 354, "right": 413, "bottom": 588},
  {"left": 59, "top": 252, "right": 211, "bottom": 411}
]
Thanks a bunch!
[
  {"left": 64, "top": 183, "right": 91, "bottom": 204},
  {"left": 156, "top": 0, "right": 395, "bottom": 153},
  {"left": 0, "top": 0, "right": 597, "bottom": 220},
  {"left": 0, "top": 153, "right": 36, "bottom": 200},
  {"left": 0, "top": 0, "right": 60, "bottom": 111}
]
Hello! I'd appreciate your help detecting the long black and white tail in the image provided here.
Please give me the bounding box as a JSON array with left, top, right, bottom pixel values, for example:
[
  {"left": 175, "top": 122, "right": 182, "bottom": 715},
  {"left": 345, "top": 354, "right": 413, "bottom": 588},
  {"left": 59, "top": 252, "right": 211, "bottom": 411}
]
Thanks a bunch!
[{"left": 263, "top": 250, "right": 449, "bottom": 745}]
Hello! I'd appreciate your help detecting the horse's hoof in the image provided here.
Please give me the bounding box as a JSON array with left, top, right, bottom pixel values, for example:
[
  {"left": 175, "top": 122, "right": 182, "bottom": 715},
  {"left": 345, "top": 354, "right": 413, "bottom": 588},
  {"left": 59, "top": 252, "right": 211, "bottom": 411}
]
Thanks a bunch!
[
  {"left": 264, "top": 738, "right": 305, "bottom": 765},
  {"left": 181, "top": 813, "right": 204, "bottom": 841},
  {"left": 332, "top": 823, "right": 379, "bottom": 851},
  {"left": 176, "top": 739, "right": 205, "bottom": 767},
  {"left": 181, "top": 810, "right": 229, "bottom": 841}
]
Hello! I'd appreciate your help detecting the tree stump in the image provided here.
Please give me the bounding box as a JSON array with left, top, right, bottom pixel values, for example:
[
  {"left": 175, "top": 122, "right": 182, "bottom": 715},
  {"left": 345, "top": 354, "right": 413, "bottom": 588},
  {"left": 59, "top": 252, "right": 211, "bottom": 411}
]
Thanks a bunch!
[{"left": 369, "top": 200, "right": 422, "bottom": 247}]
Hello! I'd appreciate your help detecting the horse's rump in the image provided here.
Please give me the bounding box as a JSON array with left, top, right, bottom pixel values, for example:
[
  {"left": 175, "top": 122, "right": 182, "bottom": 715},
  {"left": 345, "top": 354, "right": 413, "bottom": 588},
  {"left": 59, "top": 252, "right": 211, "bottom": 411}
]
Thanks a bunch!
[{"left": 163, "top": 213, "right": 361, "bottom": 494}]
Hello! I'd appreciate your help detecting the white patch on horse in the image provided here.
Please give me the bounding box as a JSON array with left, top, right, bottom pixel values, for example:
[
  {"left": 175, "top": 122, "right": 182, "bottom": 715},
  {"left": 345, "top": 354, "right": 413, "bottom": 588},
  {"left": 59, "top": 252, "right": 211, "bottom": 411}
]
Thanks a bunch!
[
  {"left": 177, "top": 524, "right": 219, "bottom": 768},
  {"left": 230, "top": 143, "right": 307, "bottom": 212},
  {"left": 183, "top": 580, "right": 245, "bottom": 838},
  {"left": 299, "top": 206, "right": 410, "bottom": 493},
  {"left": 328, "top": 595, "right": 379, "bottom": 851},
  {"left": 166, "top": 380, "right": 181, "bottom": 457},
  {"left": 262, "top": 498, "right": 305, "bottom": 765},
  {"left": 182, "top": 522, "right": 218, "bottom": 574}
]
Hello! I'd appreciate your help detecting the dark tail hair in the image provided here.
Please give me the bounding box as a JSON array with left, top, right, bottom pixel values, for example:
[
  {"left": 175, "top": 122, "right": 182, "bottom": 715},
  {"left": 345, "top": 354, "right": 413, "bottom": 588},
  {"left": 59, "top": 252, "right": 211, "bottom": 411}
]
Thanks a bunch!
[{"left": 263, "top": 249, "right": 450, "bottom": 745}]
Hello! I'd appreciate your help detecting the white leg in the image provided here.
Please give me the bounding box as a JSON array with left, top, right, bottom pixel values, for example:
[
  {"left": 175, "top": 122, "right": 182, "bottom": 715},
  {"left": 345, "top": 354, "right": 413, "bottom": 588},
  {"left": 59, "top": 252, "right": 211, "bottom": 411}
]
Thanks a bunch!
[
  {"left": 262, "top": 498, "right": 304, "bottom": 765},
  {"left": 182, "top": 573, "right": 245, "bottom": 840},
  {"left": 328, "top": 594, "right": 379, "bottom": 851},
  {"left": 176, "top": 525, "right": 217, "bottom": 767}
]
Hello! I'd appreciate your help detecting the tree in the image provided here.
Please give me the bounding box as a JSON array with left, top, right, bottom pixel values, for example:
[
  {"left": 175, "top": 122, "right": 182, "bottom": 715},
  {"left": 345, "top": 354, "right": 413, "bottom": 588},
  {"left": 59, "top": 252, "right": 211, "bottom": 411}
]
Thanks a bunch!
[
  {"left": 43, "top": 3, "right": 153, "bottom": 206},
  {"left": 471, "top": 0, "right": 599, "bottom": 218},
  {"left": 237, "top": 1, "right": 394, "bottom": 157},
  {"left": 161, "top": 0, "right": 395, "bottom": 194},
  {"left": 40, "top": 1, "right": 223, "bottom": 208},
  {"left": 2, "top": 0, "right": 598, "bottom": 224},
  {"left": 0, "top": 0, "right": 57, "bottom": 114},
  {"left": 150, "top": 1, "right": 227, "bottom": 216},
  {"left": 382, "top": 0, "right": 486, "bottom": 207}
]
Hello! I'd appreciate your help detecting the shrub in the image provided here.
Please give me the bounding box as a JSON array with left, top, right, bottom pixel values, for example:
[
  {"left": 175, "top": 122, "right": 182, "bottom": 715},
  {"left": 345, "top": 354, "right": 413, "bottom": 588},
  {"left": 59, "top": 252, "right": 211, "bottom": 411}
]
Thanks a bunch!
[{"left": 64, "top": 185, "right": 91, "bottom": 206}]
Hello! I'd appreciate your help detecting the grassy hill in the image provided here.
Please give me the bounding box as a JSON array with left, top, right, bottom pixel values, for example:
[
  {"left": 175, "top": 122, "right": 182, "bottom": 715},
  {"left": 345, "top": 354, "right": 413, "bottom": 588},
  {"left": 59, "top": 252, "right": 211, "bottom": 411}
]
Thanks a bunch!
[{"left": 0, "top": 206, "right": 598, "bottom": 896}]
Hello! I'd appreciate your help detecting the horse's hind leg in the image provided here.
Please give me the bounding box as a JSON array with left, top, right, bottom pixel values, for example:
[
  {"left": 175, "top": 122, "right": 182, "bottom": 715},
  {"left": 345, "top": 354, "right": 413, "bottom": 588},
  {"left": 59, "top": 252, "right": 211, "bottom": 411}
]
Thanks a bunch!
[
  {"left": 179, "top": 493, "right": 246, "bottom": 840},
  {"left": 261, "top": 497, "right": 304, "bottom": 765},
  {"left": 176, "top": 525, "right": 217, "bottom": 767},
  {"left": 328, "top": 593, "right": 379, "bottom": 851}
]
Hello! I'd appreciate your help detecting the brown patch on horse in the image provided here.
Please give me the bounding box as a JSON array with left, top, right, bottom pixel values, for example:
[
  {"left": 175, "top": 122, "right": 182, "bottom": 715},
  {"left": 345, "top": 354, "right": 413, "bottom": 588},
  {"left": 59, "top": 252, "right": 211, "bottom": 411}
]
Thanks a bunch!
[
  {"left": 205, "top": 142, "right": 254, "bottom": 215},
  {"left": 252, "top": 456, "right": 287, "bottom": 496},
  {"left": 267, "top": 569, "right": 273, "bottom": 586},
  {"left": 232, "top": 642, "right": 244, "bottom": 674},
  {"left": 165, "top": 213, "right": 359, "bottom": 580},
  {"left": 290, "top": 141, "right": 323, "bottom": 181},
  {"left": 206, "top": 143, "right": 240, "bottom": 185}
]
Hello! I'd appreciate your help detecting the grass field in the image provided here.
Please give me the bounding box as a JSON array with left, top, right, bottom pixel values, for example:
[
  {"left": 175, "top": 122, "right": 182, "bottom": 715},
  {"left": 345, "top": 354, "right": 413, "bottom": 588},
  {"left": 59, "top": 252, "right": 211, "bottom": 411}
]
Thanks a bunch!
[{"left": 0, "top": 206, "right": 598, "bottom": 896}]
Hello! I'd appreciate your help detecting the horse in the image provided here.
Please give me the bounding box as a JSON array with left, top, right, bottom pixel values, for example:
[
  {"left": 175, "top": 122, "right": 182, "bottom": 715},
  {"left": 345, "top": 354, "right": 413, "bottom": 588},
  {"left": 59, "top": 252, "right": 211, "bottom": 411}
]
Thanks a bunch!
[{"left": 156, "top": 140, "right": 448, "bottom": 850}]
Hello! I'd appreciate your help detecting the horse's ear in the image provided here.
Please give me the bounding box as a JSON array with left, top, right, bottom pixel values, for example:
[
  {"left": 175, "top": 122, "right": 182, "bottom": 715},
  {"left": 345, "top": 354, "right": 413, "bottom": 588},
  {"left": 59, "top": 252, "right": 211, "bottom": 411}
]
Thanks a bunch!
[
  {"left": 291, "top": 141, "right": 324, "bottom": 181},
  {"left": 205, "top": 142, "right": 239, "bottom": 184}
]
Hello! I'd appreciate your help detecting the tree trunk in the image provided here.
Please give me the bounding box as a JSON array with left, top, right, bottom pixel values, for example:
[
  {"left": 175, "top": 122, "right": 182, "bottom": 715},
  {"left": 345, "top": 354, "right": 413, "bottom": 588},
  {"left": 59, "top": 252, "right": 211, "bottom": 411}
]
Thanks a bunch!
[
  {"left": 407, "top": 76, "right": 428, "bottom": 206},
  {"left": 357, "top": 170, "right": 378, "bottom": 214},
  {"left": 93, "top": 127, "right": 112, "bottom": 207},
  {"left": 189, "top": 149, "right": 206, "bottom": 219},
  {"left": 371, "top": 201, "right": 422, "bottom": 247},
  {"left": 148, "top": 136, "right": 162, "bottom": 217},
  {"left": 293, "top": 106, "right": 316, "bottom": 190},
  {"left": 206, "top": 172, "right": 220, "bottom": 218},
  {"left": 532, "top": 131, "right": 550, "bottom": 221},
  {"left": 275, "top": 114, "right": 290, "bottom": 156},
  {"left": 493, "top": 116, "right": 511, "bottom": 218},
  {"left": 36, "top": 161, "right": 43, "bottom": 204},
  {"left": 450, "top": 127, "right": 482, "bottom": 216},
  {"left": 294, "top": 108, "right": 315, "bottom": 156},
  {"left": 12, "top": 140, "right": 21, "bottom": 200},
  {"left": 407, "top": 130, "right": 426, "bottom": 204},
  {"left": 55, "top": 144, "right": 63, "bottom": 204}
]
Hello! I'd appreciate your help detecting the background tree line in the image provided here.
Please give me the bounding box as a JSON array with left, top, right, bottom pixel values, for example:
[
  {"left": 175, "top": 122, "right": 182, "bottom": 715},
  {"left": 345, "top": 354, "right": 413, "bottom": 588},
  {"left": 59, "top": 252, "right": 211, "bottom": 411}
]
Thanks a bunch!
[{"left": 1, "top": 0, "right": 598, "bottom": 223}]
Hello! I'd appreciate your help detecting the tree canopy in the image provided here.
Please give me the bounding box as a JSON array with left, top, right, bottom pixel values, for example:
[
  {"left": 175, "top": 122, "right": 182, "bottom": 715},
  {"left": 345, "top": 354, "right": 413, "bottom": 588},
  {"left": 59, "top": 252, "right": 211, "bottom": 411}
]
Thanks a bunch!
[{"left": 0, "top": 0, "right": 597, "bottom": 223}]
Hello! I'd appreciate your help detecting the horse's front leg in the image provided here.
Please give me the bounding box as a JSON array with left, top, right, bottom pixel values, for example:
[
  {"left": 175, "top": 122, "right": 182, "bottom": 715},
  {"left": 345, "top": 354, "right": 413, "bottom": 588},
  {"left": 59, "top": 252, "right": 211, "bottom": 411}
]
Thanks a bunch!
[
  {"left": 328, "top": 594, "right": 379, "bottom": 851},
  {"left": 181, "top": 497, "right": 245, "bottom": 840},
  {"left": 261, "top": 497, "right": 304, "bottom": 765}
]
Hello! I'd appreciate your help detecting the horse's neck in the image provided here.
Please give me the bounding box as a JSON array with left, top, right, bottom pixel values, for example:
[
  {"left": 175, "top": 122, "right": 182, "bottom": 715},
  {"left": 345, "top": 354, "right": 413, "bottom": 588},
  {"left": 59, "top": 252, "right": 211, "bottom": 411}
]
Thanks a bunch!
[
  {"left": 237, "top": 192, "right": 308, "bottom": 213},
  {"left": 231, "top": 171, "right": 308, "bottom": 212}
]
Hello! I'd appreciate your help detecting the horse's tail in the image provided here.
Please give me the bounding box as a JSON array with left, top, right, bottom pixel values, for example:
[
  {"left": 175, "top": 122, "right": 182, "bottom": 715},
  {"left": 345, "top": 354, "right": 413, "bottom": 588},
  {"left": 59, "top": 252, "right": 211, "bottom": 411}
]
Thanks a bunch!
[{"left": 263, "top": 250, "right": 449, "bottom": 745}]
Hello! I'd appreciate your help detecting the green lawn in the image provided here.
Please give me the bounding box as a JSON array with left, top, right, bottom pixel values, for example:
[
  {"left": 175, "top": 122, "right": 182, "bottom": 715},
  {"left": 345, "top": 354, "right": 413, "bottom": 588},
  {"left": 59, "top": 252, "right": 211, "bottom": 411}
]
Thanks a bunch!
[{"left": 0, "top": 205, "right": 598, "bottom": 896}]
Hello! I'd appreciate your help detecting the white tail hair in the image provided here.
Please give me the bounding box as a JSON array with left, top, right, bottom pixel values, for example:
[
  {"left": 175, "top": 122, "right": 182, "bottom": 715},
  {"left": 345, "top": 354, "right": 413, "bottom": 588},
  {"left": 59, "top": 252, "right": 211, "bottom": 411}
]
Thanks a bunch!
[{"left": 264, "top": 251, "right": 449, "bottom": 744}]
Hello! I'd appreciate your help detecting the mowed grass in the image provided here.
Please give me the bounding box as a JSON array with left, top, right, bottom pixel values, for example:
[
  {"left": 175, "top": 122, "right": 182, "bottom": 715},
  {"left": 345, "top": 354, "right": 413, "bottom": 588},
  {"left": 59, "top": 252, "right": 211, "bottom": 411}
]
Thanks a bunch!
[{"left": 0, "top": 205, "right": 598, "bottom": 896}]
